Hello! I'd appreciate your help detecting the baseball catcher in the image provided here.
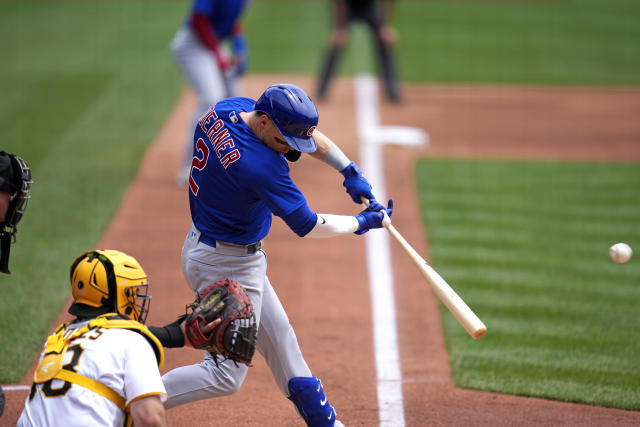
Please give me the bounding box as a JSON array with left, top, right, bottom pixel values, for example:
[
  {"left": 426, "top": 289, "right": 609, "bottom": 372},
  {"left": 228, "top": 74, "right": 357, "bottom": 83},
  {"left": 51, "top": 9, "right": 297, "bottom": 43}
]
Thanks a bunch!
[
  {"left": 150, "top": 278, "right": 258, "bottom": 366},
  {"left": 18, "top": 249, "right": 167, "bottom": 426}
]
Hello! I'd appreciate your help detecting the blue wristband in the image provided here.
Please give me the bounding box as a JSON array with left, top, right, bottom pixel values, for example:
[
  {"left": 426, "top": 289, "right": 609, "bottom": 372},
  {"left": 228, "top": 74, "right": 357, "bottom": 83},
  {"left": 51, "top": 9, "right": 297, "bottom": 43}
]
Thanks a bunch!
[{"left": 339, "top": 162, "right": 361, "bottom": 179}]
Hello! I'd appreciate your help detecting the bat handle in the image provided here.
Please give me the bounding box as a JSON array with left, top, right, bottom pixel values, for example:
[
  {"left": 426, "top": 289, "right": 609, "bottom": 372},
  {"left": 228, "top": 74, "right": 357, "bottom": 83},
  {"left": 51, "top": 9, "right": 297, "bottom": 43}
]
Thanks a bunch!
[{"left": 360, "top": 196, "right": 392, "bottom": 227}]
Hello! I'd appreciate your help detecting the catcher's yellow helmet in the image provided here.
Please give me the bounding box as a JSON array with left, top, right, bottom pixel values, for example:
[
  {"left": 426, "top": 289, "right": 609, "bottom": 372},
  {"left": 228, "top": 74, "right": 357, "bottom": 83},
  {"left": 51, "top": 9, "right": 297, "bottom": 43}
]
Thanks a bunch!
[{"left": 68, "top": 250, "right": 151, "bottom": 323}]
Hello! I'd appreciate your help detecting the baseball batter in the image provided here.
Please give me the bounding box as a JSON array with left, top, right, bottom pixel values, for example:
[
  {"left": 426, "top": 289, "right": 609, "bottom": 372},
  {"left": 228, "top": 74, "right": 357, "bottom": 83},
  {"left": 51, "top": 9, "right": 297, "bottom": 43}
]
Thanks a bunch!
[
  {"left": 161, "top": 83, "right": 392, "bottom": 426},
  {"left": 171, "top": 0, "right": 250, "bottom": 185},
  {"left": 18, "top": 250, "right": 167, "bottom": 427}
]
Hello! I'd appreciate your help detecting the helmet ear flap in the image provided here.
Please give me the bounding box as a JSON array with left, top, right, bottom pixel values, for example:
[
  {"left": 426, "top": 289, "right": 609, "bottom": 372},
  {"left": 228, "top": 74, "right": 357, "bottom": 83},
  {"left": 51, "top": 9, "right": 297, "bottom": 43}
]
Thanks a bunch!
[{"left": 68, "top": 251, "right": 115, "bottom": 318}]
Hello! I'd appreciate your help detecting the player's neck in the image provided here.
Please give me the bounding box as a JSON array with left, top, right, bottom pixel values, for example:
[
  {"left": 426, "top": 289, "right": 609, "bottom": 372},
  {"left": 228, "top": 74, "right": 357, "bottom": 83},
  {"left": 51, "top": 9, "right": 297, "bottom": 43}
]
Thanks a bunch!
[{"left": 239, "top": 111, "right": 255, "bottom": 133}]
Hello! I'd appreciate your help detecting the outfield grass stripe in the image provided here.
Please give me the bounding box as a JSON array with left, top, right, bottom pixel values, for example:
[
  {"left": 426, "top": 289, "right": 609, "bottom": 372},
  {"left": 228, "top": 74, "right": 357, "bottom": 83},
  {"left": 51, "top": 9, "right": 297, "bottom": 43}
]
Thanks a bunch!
[
  {"left": 425, "top": 229, "right": 636, "bottom": 259},
  {"left": 454, "top": 347, "right": 640, "bottom": 377},
  {"left": 423, "top": 198, "right": 640, "bottom": 223},
  {"left": 396, "top": 0, "right": 640, "bottom": 84},
  {"left": 244, "top": 0, "right": 640, "bottom": 84},
  {"left": 417, "top": 158, "right": 640, "bottom": 410},
  {"left": 447, "top": 272, "right": 640, "bottom": 301}
]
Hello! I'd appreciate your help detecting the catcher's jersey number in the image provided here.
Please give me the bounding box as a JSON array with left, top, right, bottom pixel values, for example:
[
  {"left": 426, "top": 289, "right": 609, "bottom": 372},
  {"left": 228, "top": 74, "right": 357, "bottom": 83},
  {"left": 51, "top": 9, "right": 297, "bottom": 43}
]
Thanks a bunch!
[
  {"left": 30, "top": 344, "right": 84, "bottom": 399},
  {"left": 30, "top": 328, "right": 103, "bottom": 400}
]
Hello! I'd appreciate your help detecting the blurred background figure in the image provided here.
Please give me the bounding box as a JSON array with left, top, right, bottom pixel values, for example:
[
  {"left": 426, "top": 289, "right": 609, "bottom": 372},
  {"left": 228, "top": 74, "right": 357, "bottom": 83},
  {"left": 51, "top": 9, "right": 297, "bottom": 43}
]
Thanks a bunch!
[
  {"left": 171, "top": 0, "right": 251, "bottom": 186},
  {"left": 0, "top": 150, "right": 32, "bottom": 416},
  {"left": 0, "top": 150, "right": 32, "bottom": 275},
  {"left": 316, "top": 0, "right": 402, "bottom": 103}
]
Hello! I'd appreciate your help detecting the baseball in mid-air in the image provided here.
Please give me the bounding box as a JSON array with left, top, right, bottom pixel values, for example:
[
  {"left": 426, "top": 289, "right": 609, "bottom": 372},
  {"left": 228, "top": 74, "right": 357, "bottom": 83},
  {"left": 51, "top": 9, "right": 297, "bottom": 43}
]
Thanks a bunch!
[{"left": 609, "top": 243, "right": 632, "bottom": 264}]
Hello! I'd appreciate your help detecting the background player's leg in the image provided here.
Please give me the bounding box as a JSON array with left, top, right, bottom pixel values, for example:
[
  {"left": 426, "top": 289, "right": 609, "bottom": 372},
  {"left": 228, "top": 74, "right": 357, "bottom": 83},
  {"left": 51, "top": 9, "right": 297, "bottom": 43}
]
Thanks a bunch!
[
  {"left": 170, "top": 27, "right": 229, "bottom": 184},
  {"left": 363, "top": 6, "right": 401, "bottom": 102},
  {"left": 316, "top": 45, "right": 343, "bottom": 101},
  {"left": 372, "top": 32, "right": 401, "bottom": 102}
]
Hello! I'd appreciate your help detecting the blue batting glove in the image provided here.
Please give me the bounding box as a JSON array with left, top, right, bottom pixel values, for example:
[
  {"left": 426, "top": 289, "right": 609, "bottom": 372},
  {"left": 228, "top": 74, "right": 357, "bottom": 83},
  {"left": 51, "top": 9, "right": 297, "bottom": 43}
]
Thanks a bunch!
[
  {"left": 366, "top": 198, "right": 385, "bottom": 212},
  {"left": 340, "top": 162, "right": 375, "bottom": 205},
  {"left": 233, "top": 35, "right": 248, "bottom": 76},
  {"left": 355, "top": 199, "right": 393, "bottom": 235}
]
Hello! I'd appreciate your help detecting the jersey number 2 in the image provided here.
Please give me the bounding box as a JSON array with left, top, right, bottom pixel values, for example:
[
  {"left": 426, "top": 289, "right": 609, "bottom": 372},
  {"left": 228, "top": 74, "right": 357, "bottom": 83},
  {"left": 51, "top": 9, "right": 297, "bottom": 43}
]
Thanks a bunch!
[{"left": 189, "top": 137, "right": 209, "bottom": 196}]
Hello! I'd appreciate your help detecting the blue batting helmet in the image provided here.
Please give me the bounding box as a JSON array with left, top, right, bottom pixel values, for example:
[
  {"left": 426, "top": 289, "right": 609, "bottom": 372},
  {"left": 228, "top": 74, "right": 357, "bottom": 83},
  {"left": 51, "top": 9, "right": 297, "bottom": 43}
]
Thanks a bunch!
[{"left": 254, "top": 84, "right": 318, "bottom": 153}]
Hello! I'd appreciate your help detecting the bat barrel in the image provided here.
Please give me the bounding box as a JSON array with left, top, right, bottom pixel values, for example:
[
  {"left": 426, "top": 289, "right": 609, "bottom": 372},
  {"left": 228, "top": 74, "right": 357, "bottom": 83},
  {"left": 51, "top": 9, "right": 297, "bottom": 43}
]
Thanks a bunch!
[
  {"left": 387, "top": 223, "right": 486, "bottom": 339},
  {"left": 421, "top": 263, "right": 487, "bottom": 339},
  {"left": 360, "top": 196, "right": 486, "bottom": 339}
]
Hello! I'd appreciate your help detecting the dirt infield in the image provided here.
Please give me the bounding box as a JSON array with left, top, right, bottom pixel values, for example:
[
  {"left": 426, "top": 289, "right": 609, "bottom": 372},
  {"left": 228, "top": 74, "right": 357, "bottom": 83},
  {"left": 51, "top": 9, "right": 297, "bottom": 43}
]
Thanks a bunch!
[{"left": 4, "top": 75, "right": 640, "bottom": 426}]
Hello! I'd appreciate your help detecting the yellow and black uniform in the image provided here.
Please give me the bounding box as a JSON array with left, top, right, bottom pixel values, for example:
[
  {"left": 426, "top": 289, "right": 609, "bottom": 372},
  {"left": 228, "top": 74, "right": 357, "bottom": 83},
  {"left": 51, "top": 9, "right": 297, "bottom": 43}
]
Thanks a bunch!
[{"left": 17, "top": 314, "right": 167, "bottom": 427}]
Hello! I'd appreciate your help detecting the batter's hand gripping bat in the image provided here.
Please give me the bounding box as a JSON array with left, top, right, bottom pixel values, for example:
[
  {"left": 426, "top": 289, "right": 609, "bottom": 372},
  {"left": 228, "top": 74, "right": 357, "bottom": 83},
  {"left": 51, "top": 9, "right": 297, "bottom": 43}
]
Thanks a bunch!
[{"left": 363, "top": 197, "right": 487, "bottom": 339}]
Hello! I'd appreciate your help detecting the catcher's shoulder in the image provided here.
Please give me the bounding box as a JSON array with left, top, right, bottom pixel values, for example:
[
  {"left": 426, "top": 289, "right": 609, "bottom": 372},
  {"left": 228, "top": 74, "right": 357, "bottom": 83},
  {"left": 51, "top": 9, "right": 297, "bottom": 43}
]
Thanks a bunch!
[{"left": 91, "top": 314, "right": 165, "bottom": 368}]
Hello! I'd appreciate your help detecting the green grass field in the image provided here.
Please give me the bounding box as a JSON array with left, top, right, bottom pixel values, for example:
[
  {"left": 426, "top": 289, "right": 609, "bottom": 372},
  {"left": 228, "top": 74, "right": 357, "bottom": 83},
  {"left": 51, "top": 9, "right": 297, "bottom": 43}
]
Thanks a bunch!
[
  {"left": 416, "top": 159, "right": 640, "bottom": 410},
  {"left": 1, "top": 0, "right": 639, "bottom": 411},
  {"left": 245, "top": 0, "right": 640, "bottom": 85},
  {"left": 0, "top": 1, "right": 185, "bottom": 381}
]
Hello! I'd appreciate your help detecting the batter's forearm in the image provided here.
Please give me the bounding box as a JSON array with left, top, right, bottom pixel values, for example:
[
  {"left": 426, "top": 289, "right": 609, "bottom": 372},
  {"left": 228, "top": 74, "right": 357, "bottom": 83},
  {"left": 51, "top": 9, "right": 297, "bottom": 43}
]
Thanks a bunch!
[
  {"left": 309, "top": 129, "right": 377, "bottom": 206},
  {"left": 305, "top": 214, "right": 359, "bottom": 238},
  {"left": 310, "top": 129, "right": 351, "bottom": 171},
  {"left": 309, "top": 129, "right": 333, "bottom": 161}
]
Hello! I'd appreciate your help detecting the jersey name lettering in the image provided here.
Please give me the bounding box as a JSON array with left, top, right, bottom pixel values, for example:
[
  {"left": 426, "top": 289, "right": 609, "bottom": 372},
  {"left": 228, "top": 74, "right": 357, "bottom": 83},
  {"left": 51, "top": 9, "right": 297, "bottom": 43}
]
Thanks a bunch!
[
  {"left": 190, "top": 107, "right": 241, "bottom": 195},
  {"left": 221, "top": 150, "right": 240, "bottom": 168},
  {"left": 210, "top": 128, "right": 230, "bottom": 149},
  {"left": 198, "top": 107, "right": 241, "bottom": 169},
  {"left": 206, "top": 119, "right": 225, "bottom": 141},
  {"left": 198, "top": 108, "right": 218, "bottom": 129}
]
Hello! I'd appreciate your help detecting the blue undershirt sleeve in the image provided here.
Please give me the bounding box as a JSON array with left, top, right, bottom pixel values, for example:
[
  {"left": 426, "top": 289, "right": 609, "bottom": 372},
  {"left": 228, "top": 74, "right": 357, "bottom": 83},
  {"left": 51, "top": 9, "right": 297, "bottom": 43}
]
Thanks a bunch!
[{"left": 281, "top": 204, "right": 318, "bottom": 237}]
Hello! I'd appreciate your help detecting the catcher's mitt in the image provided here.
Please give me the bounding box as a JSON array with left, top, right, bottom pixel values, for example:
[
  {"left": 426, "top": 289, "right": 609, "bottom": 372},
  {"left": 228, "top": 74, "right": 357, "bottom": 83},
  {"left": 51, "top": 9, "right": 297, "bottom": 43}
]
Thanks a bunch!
[{"left": 184, "top": 279, "right": 257, "bottom": 366}]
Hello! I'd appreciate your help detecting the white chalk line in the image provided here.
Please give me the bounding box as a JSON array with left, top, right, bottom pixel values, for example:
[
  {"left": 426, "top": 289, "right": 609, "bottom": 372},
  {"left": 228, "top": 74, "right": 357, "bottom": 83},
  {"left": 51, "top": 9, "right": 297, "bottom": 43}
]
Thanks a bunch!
[
  {"left": 356, "top": 74, "right": 427, "bottom": 427},
  {"left": 2, "top": 385, "right": 31, "bottom": 391}
]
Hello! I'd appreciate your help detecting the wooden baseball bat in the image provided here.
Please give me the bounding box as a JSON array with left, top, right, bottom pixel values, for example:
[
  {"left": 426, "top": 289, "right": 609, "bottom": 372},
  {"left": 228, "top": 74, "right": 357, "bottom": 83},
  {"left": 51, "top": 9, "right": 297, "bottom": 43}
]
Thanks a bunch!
[{"left": 362, "top": 198, "right": 487, "bottom": 339}]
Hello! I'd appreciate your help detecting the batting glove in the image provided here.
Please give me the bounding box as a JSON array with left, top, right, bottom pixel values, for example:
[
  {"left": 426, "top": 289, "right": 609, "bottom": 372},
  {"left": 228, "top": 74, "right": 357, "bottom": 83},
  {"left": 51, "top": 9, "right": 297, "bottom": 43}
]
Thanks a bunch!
[
  {"left": 355, "top": 199, "right": 393, "bottom": 235},
  {"left": 340, "top": 162, "right": 377, "bottom": 205}
]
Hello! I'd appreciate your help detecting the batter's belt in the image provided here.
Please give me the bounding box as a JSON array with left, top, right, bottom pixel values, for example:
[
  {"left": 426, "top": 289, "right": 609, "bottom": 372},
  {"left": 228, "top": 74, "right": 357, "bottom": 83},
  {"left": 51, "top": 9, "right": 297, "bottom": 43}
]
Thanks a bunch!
[{"left": 198, "top": 233, "right": 262, "bottom": 255}]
